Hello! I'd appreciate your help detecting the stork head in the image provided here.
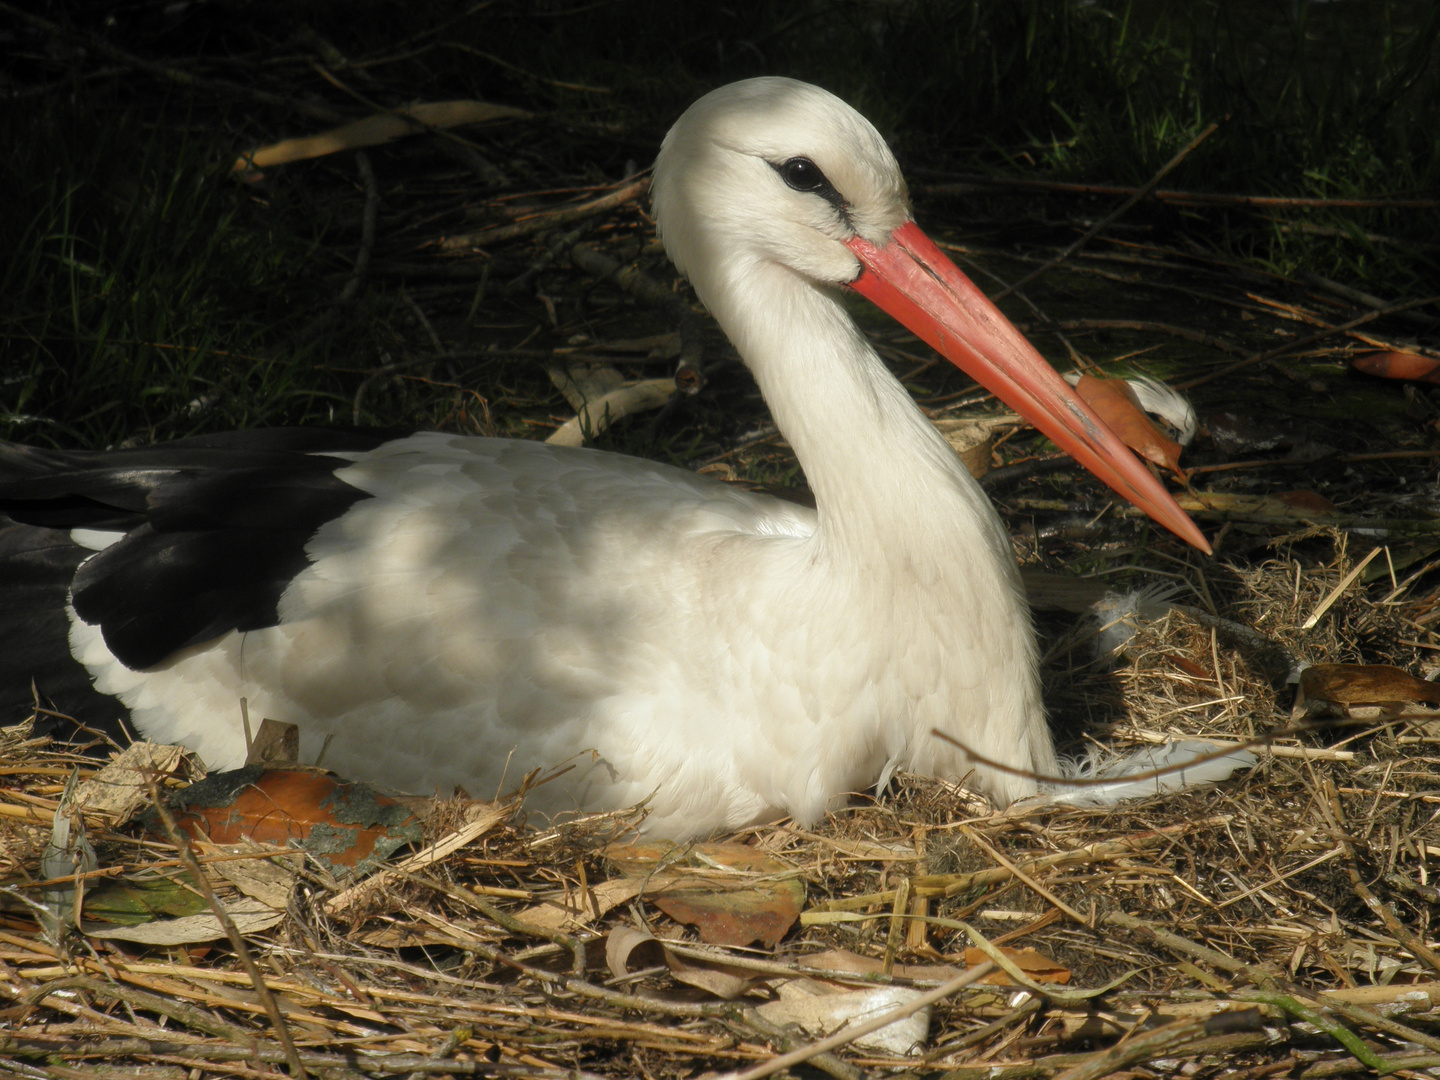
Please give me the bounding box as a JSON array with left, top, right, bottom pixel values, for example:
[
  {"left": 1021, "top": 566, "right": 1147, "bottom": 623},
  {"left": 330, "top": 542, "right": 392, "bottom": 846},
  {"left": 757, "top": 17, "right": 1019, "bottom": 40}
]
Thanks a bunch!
[
  {"left": 651, "top": 77, "right": 1209, "bottom": 553},
  {"left": 653, "top": 78, "right": 908, "bottom": 288}
]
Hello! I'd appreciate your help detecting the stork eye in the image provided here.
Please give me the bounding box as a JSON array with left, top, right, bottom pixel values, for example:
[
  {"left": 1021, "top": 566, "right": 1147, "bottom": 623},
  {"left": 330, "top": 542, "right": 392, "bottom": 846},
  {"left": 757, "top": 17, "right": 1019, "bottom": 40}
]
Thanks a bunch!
[
  {"left": 779, "top": 157, "right": 825, "bottom": 192},
  {"left": 774, "top": 157, "right": 846, "bottom": 215}
]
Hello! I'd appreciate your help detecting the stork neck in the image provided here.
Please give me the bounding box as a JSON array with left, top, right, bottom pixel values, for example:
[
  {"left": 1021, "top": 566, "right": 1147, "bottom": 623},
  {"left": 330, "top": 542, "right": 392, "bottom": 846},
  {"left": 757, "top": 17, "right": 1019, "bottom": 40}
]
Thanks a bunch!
[{"left": 708, "top": 263, "right": 1012, "bottom": 568}]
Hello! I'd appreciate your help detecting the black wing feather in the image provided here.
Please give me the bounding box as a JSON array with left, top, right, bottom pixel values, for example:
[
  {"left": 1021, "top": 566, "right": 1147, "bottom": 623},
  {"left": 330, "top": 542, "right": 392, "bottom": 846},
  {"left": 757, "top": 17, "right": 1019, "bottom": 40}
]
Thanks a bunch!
[{"left": 0, "top": 429, "right": 388, "bottom": 721}]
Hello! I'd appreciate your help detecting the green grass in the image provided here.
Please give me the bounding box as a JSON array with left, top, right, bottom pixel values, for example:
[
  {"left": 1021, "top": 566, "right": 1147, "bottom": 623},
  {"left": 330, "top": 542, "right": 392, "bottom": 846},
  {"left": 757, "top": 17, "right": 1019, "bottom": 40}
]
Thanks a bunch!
[
  {"left": 0, "top": 99, "right": 358, "bottom": 446},
  {"left": 2, "top": 0, "right": 1436, "bottom": 451}
]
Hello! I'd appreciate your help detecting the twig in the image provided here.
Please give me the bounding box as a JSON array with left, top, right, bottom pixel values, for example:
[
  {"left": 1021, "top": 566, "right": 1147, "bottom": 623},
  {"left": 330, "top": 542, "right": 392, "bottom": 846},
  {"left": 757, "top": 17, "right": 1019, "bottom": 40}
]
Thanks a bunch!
[
  {"left": 995, "top": 121, "right": 1221, "bottom": 299},
  {"left": 504, "top": 226, "right": 587, "bottom": 296},
  {"left": 1051, "top": 318, "right": 1246, "bottom": 356},
  {"left": 1179, "top": 292, "right": 1440, "bottom": 390},
  {"left": 405, "top": 871, "right": 588, "bottom": 978},
  {"left": 345, "top": 152, "right": 380, "bottom": 302},
  {"left": 959, "top": 825, "right": 1088, "bottom": 925},
  {"left": 719, "top": 962, "right": 998, "bottom": 1080},
  {"left": 732, "top": 1010, "right": 862, "bottom": 1080},
  {"left": 1, "top": 1033, "right": 615, "bottom": 1078},
  {"left": 400, "top": 289, "right": 447, "bottom": 356},
  {"left": 1103, "top": 910, "right": 1286, "bottom": 987},
  {"left": 0, "top": 2, "right": 344, "bottom": 123},
  {"left": 1300, "top": 548, "right": 1383, "bottom": 630},
  {"left": 925, "top": 993, "right": 1043, "bottom": 1056},
  {"left": 325, "top": 803, "right": 510, "bottom": 915},
  {"left": 567, "top": 240, "right": 707, "bottom": 393},
  {"left": 923, "top": 174, "right": 1440, "bottom": 211},
  {"left": 439, "top": 177, "right": 649, "bottom": 250},
  {"left": 1241, "top": 990, "right": 1386, "bottom": 1071},
  {"left": 147, "top": 789, "right": 310, "bottom": 1080},
  {"left": 1327, "top": 784, "right": 1440, "bottom": 977},
  {"left": 1053, "top": 1011, "right": 1264, "bottom": 1080},
  {"left": 302, "top": 150, "right": 380, "bottom": 347}
]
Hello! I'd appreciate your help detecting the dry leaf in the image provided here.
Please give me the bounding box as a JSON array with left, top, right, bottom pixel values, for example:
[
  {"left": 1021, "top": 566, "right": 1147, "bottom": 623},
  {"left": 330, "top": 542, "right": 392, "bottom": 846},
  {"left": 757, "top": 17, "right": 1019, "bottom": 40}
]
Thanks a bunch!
[
  {"left": 932, "top": 416, "right": 1011, "bottom": 479},
  {"left": 1072, "top": 374, "right": 1185, "bottom": 477},
  {"left": 1294, "top": 663, "right": 1440, "bottom": 720},
  {"left": 757, "top": 979, "right": 930, "bottom": 1056},
  {"left": 74, "top": 741, "right": 187, "bottom": 823},
  {"left": 1350, "top": 351, "right": 1440, "bottom": 385},
  {"left": 804, "top": 947, "right": 965, "bottom": 984},
  {"left": 607, "top": 840, "right": 804, "bottom": 947},
  {"left": 605, "top": 925, "right": 755, "bottom": 998},
  {"left": 245, "top": 718, "right": 299, "bottom": 767},
  {"left": 518, "top": 877, "right": 640, "bottom": 931},
  {"left": 198, "top": 841, "right": 301, "bottom": 910},
  {"left": 83, "top": 895, "right": 284, "bottom": 944},
  {"left": 232, "top": 100, "right": 531, "bottom": 174},
  {"left": 962, "top": 945, "right": 1072, "bottom": 986},
  {"left": 1274, "top": 490, "right": 1339, "bottom": 514}
]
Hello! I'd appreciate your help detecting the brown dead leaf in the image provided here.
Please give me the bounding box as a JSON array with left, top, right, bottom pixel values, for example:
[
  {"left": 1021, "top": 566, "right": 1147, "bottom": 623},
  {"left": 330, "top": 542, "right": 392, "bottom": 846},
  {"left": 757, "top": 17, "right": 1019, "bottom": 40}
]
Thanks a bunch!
[
  {"left": 197, "top": 841, "right": 301, "bottom": 910},
  {"left": 1350, "top": 351, "right": 1440, "bottom": 385},
  {"left": 606, "top": 840, "right": 804, "bottom": 947},
  {"left": 244, "top": 718, "right": 299, "bottom": 767},
  {"left": 1294, "top": 663, "right": 1440, "bottom": 721},
  {"left": 962, "top": 946, "right": 1071, "bottom": 986},
  {"left": 606, "top": 925, "right": 755, "bottom": 998},
  {"left": 805, "top": 947, "right": 965, "bottom": 984},
  {"left": 519, "top": 877, "right": 644, "bottom": 932},
  {"left": 1274, "top": 490, "right": 1339, "bottom": 514},
  {"left": 233, "top": 100, "right": 531, "bottom": 174},
  {"left": 74, "top": 741, "right": 187, "bottom": 823},
  {"left": 933, "top": 416, "right": 1011, "bottom": 479},
  {"left": 1072, "top": 374, "right": 1185, "bottom": 477},
  {"left": 83, "top": 895, "right": 284, "bottom": 945}
]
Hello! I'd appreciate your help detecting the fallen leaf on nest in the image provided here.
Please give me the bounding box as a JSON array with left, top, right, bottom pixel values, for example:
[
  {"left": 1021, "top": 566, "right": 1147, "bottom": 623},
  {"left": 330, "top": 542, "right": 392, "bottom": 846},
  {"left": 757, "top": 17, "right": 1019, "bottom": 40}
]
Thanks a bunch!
[
  {"left": 83, "top": 895, "right": 284, "bottom": 944},
  {"left": 1072, "top": 374, "right": 1185, "bottom": 478},
  {"left": 82, "top": 873, "right": 208, "bottom": 927},
  {"left": 804, "top": 947, "right": 964, "bottom": 983},
  {"left": 244, "top": 718, "right": 299, "bottom": 767},
  {"left": 933, "top": 416, "right": 1012, "bottom": 479},
  {"left": 1350, "top": 351, "right": 1440, "bottom": 385},
  {"left": 200, "top": 841, "right": 302, "bottom": 910},
  {"left": 962, "top": 945, "right": 1071, "bottom": 986},
  {"left": 518, "top": 877, "right": 643, "bottom": 932},
  {"left": 74, "top": 741, "right": 188, "bottom": 823},
  {"left": 606, "top": 840, "right": 805, "bottom": 947},
  {"left": 1293, "top": 663, "right": 1440, "bottom": 721},
  {"left": 148, "top": 766, "right": 422, "bottom": 876},
  {"left": 757, "top": 979, "right": 931, "bottom": 1056},
  {"left": 606, "top": 925, "right": 757, "bottom": 998},
  {"left": 1275, "top": 490, "right": 1339, "bottom": 515}
]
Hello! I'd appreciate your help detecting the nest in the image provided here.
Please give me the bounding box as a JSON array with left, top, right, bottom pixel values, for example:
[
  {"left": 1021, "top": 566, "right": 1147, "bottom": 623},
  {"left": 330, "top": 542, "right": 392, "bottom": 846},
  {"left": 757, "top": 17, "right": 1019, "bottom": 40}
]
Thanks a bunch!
[
  {"left": 5, "top": 9, "right": 1439, "bottom": 1074},
  {"left": 3, "top": 542, "right": 1439, "bottom": 1080}
]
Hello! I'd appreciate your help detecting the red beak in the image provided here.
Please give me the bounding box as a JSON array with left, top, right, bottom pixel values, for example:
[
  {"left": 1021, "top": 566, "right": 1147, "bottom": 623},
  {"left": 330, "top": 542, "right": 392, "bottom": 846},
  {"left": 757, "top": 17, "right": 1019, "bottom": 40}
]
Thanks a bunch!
[{"left": 846, "top": 221, "right": 1210, "bottom": 554}]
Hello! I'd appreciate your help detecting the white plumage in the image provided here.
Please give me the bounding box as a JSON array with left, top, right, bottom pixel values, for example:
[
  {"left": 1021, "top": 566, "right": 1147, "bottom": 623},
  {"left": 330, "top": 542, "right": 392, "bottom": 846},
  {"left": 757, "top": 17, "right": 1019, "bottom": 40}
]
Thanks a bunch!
[{"left": 5, "top": 78, "right": 1213, "bottom": 837}]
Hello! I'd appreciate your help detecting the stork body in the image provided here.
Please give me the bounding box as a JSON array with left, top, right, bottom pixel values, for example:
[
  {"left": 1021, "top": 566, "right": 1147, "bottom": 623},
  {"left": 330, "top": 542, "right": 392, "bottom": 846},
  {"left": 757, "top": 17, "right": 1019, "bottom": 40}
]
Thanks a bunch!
[{"left": 0, "top": 79, "right": 1203, "bottom": 837}]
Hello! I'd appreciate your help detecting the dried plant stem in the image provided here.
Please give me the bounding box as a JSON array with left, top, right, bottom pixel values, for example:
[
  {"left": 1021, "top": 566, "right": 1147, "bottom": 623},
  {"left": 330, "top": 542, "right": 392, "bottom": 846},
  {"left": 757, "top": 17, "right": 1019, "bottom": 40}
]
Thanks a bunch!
[
  {"left": 148, "top": 792, "right": 309, "bottom": 1080},
  {"left": 721, "top": 962, "right": 997, "bottom": 1080},
  {"left": 995, "top": 121, "right": 1221, "bottom": 299}
]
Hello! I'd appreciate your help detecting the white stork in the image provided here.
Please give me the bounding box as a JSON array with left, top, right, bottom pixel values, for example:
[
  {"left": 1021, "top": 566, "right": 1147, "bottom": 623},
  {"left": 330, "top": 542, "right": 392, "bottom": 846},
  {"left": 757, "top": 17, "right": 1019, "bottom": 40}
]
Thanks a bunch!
[{"left": 0, "top": 78, "right": 1211, "bottom": 837}]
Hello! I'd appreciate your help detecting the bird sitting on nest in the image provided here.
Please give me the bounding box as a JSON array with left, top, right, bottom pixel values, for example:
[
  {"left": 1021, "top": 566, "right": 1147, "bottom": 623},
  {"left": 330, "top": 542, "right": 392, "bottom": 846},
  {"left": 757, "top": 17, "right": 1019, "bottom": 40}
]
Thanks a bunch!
[{"left": 0, "top": 78, "right": 1248, "bottom": 838}]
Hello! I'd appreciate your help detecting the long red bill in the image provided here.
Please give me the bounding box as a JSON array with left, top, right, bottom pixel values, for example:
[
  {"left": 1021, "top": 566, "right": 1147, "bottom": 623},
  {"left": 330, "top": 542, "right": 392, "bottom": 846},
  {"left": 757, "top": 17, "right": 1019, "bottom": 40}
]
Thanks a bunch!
[{"left": 846, "top": 221, "right": 1210, "bottom": 554}]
